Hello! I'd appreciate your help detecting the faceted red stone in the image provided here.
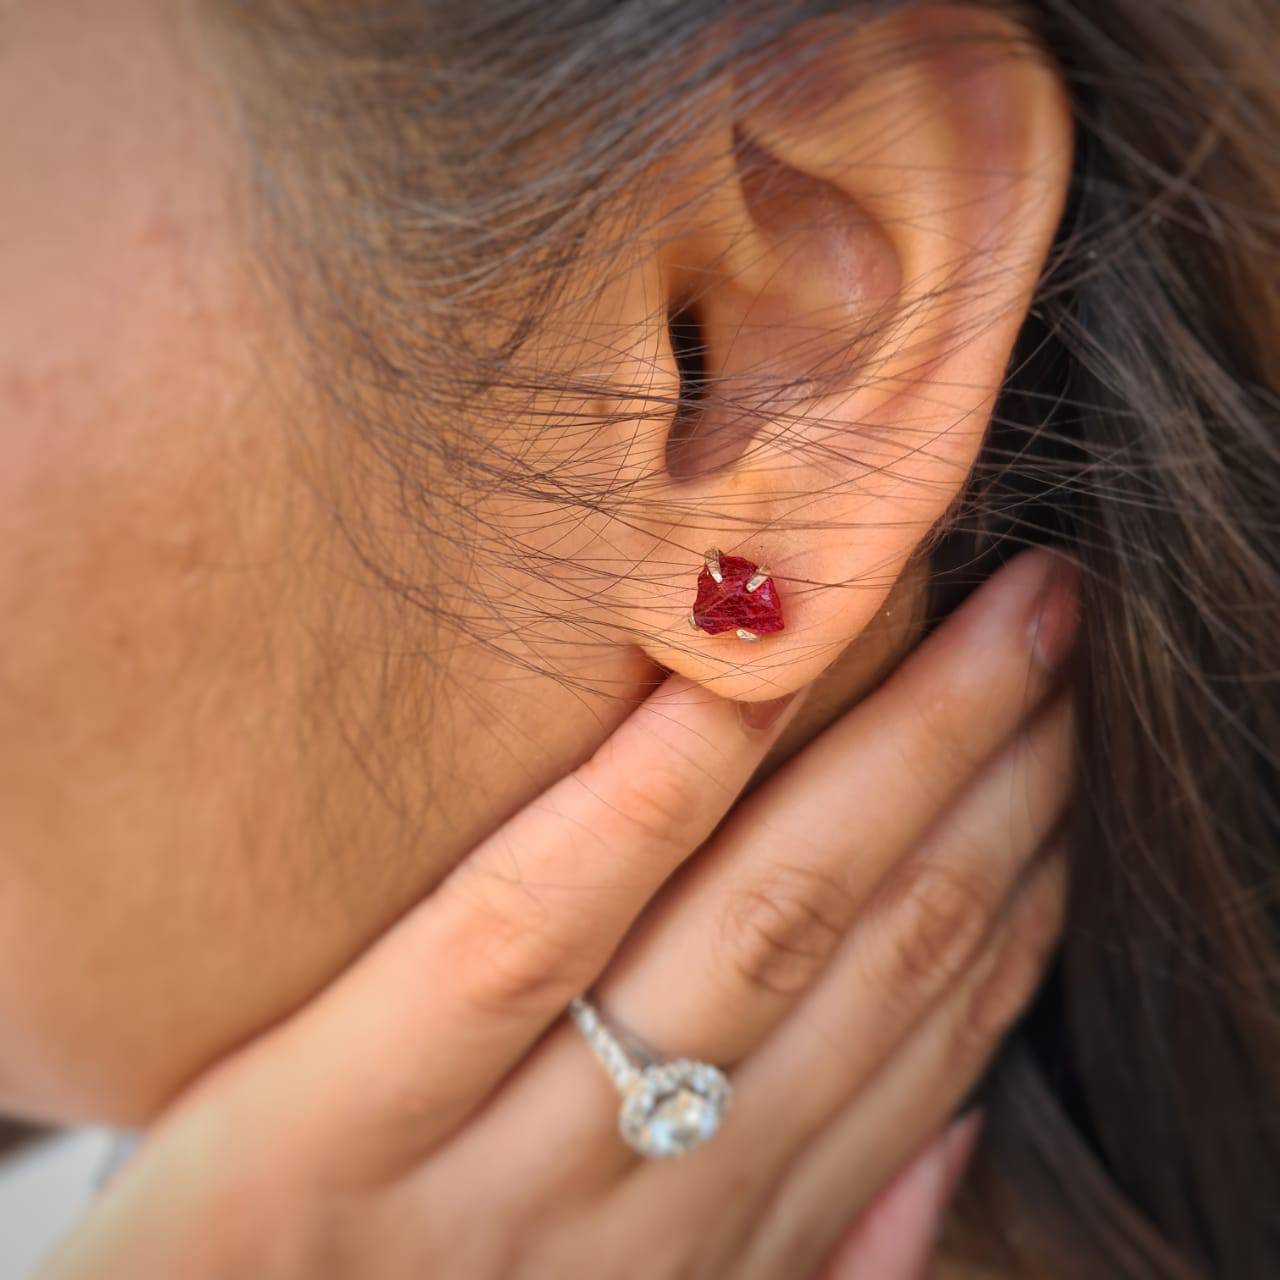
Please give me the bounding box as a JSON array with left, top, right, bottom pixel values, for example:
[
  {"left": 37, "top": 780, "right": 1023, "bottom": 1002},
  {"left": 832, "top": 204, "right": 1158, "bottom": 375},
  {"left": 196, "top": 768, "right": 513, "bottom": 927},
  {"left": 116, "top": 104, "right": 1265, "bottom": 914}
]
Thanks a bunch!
[{"left": 692, "top": 555, "right": 785, "bottom": 636}]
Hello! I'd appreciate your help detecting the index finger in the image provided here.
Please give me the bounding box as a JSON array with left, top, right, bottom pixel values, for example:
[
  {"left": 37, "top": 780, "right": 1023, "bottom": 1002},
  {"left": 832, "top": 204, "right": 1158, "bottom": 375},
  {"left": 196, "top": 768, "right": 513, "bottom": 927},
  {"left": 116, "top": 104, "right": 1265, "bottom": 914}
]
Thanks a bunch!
[{"left": 249, "top": 670, "right": 807, "bottom": 1164}]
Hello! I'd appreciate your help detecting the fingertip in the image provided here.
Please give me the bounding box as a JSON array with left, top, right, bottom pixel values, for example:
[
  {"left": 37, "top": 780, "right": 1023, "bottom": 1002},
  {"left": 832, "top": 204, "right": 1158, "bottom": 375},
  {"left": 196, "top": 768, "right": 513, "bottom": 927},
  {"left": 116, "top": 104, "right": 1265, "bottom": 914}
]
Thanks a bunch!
[
  {"left": 820, "top": 1109, "right": 984, "bottom": 1280},
  {"left": 938, "top": 1106, "right": 985, "bottom": 1203},
  {"left": 736, "top": 683, "right": 811, "bottom": 735}
]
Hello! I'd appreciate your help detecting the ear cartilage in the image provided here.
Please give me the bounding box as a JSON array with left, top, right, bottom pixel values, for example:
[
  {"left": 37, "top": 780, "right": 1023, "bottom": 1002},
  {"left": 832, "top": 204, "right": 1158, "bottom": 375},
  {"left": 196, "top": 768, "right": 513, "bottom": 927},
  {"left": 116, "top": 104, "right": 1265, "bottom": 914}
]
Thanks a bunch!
[{"left": 690, "top": 549, "right": 785, "bottom": 639}]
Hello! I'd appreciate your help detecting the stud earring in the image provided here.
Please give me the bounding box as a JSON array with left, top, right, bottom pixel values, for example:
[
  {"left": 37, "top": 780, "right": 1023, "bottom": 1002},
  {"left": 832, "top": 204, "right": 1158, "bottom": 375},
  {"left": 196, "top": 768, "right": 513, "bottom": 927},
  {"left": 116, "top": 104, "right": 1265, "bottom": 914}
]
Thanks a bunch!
[{"left": 688, "top": 547, "right": 785, "bottom": 642}]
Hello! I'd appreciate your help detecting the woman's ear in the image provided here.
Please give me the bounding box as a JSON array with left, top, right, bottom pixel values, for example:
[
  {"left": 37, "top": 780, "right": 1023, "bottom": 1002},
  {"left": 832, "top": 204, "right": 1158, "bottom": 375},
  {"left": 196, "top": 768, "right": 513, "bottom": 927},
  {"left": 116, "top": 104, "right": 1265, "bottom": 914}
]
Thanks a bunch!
[{"left": 595, "top": 5, "right": 1072, "bottom": 699}]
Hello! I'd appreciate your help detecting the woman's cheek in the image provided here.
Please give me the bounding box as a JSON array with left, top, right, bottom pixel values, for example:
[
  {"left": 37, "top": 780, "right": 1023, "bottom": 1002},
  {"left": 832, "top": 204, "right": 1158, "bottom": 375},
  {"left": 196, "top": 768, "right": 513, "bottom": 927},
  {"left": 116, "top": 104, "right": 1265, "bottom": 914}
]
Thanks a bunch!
[{"left": 0, "top": 0, "right": 324, "bottom": 1122}]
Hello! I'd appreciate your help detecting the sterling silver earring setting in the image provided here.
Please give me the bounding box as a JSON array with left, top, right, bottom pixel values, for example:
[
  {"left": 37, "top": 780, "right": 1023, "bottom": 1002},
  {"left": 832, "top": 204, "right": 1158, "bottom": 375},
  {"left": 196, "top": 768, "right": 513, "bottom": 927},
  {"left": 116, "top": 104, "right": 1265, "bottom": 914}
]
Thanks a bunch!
[{"left": 688, "top": 547, "right": 785, "bottom": 642}]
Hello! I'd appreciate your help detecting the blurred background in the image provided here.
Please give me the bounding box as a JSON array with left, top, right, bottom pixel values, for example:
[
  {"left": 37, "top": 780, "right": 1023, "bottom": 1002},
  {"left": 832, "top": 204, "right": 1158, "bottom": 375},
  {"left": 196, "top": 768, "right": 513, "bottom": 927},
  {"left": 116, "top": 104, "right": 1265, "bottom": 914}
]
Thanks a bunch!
[{"left": 0, "top": 1123, "right": 117, "bottom": 1278}]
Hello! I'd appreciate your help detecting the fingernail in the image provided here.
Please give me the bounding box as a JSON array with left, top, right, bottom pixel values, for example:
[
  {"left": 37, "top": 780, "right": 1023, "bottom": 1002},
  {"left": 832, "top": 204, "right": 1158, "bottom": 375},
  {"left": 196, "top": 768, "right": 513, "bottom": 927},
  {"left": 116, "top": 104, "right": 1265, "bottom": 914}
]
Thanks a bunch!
[
  {"left": 820, "top": 1109, "right": 984, "bottom": 1280},
  {"left": 737, "top": 688, "right": 803, "bottom": 734},
  {"left": 1029, "top": 554, "right": 1081, "bottom": 671},
  {"left": 938, "top": 1107, "right": 984, "bottom": 1202}
]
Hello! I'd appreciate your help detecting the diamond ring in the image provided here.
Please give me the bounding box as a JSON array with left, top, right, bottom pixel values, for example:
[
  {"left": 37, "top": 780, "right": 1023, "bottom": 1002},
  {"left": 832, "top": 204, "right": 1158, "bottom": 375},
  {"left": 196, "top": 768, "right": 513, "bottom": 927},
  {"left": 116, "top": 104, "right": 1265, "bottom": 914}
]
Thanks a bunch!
[{"left": 567, "top": 995, "right": 732, "bottom": 1158}]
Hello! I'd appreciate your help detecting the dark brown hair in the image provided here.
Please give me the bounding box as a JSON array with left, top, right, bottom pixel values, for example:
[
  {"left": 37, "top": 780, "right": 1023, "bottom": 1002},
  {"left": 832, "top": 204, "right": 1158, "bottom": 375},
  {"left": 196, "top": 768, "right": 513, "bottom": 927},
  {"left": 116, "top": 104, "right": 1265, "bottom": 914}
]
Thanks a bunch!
[{"left": 210, "top": 2, "right": 1280, "bottom": 1275}]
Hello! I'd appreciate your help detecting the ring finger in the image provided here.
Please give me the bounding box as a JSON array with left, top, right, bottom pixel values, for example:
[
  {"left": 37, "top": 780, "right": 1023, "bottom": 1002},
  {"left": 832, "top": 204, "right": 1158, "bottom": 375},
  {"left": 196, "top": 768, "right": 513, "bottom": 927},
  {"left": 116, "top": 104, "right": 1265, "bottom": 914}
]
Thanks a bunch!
[
  {"left": 485, "top": 626, "right": 1072, "bottom": 1191},
  {"left": 741, "top": 849, "right": 1068, "bottom": 1279},
  {"left": 507, "top": 553, "right": 1073, "bottom": 1153},
  {"left": 632, "top": 693, "right": 1071, "bottom": 1196},
  {"left": 594, "top": 845, "right": 1068, "bottom": 1278},
  {"left": 590, "top": 548, "right": 1076, "bottom": 1068},
  {"left": 745, "top": 694, "right": 1073, "bottom": 1161}
]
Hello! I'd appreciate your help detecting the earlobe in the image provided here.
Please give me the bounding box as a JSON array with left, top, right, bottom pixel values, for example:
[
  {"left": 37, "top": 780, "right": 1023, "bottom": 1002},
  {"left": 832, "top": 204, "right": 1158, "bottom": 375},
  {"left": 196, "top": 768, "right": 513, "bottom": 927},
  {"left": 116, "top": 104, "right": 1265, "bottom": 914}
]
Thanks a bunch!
[{"left": 625, "top": 5, "right": 1072, "bottom": 699}]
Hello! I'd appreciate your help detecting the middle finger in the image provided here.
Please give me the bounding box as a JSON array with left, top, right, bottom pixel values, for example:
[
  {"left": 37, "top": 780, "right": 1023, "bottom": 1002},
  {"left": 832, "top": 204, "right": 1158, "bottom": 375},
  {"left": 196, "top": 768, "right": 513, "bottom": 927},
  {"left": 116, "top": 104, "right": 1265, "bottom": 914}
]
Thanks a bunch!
[{"left": 589, "top": 547, "right": 1077, "bottom": 1067}]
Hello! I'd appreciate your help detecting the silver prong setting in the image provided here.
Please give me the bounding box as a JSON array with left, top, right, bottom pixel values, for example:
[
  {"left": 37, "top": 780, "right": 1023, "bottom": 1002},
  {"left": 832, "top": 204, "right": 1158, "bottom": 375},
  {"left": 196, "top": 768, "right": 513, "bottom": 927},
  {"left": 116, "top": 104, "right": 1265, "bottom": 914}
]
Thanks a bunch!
[
  {"left": 569, "top": 996, "right": 731, "bottom": 1159},
  {"left": 687, "top": 612, "right": 700, "bottom": 631},
  {"left": 736, "top": 628, "right": 761, "bottom": 642},
  {"left": 704, "top": 547, "right": 724, "bottom": 584},
  {"left": 744, "top": 566, "right": 770, "bottom": 594}
]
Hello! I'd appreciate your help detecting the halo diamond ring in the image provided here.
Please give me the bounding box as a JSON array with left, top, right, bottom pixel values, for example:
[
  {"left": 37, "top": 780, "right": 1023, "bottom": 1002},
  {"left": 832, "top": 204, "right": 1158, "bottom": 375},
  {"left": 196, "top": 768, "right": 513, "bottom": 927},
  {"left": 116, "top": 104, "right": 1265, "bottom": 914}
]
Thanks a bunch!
[{"left": 567, "top": 996, "right": 732, "bottom": 1159}]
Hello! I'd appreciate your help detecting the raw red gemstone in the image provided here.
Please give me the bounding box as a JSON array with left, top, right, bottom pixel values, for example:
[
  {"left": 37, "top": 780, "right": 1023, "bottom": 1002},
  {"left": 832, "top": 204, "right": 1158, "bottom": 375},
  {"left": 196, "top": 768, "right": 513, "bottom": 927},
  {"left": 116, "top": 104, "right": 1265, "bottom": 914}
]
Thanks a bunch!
[{"left": 692, "top": 555, "right": 785, "bottom": 636}]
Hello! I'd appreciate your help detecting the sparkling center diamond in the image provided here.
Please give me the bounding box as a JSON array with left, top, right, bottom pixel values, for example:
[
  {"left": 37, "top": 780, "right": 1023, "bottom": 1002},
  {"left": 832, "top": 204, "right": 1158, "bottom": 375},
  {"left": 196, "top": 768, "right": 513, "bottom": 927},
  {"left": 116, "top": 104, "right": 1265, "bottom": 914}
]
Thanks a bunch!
[
  {"left": 619, "top": 1059, "right": 731, "bottom": 1158},
  {"left": 648, "top": 1087, "right": 720, "bottom": 1152}
]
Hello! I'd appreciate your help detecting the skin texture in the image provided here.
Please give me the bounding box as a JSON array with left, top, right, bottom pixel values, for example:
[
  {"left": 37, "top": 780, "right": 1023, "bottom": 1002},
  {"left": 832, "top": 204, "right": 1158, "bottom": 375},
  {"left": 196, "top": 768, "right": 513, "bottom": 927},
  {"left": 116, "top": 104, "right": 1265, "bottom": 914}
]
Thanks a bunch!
[
  {"left": 40, "top": 550, "right": 1076, "bottom": 1280},
  {"left": 0, "top": 0, "right": 922, "bottom": 1122},
  {"left": 0, "top": 0, "right": 346, "bottom": 1120},
  {"left": 0, "top": 0, "right": 1070, "bottom": 1176},
  {"left": 0, "top": 0, "right": 676, "bottom": 1122},
  {"left": 0, "top": 0, "right": 923, "bottom": 1123},
  {"left": 1, "top": 1, "right": 1078, "bottom": 1274}
]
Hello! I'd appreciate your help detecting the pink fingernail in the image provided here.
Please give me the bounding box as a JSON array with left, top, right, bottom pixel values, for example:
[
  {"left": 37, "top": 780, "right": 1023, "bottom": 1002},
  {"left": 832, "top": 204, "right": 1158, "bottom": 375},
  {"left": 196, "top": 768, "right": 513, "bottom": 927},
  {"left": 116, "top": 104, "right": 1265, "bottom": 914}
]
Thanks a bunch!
[
  {"left": 820, "top": 1109, "right": 985, "bottom": 1280},
  {"left": 938, "top": 1107, "right": 985, "bottom": 1202},
  {"left": 1029, "top": 555, "right": 1081, "bottom": 671},
  {"left": 737, "top": 686, "right": 805, "bottom": 734}
]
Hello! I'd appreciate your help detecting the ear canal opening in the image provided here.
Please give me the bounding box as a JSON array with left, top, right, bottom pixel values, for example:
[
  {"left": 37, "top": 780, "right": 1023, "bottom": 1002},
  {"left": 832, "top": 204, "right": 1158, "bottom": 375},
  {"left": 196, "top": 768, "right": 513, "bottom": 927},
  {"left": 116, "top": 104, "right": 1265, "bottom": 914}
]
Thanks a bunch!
[{"left": 664, "top": 298, "right": 711, "bottom": 480}]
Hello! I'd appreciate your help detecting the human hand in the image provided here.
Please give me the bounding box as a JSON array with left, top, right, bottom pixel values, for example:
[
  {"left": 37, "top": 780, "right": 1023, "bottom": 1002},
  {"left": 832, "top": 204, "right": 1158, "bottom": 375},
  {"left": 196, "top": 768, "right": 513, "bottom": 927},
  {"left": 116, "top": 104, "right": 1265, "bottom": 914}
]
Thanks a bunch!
[{"left": 40, "top": 548, "right": 1077, "bottom": 1280}]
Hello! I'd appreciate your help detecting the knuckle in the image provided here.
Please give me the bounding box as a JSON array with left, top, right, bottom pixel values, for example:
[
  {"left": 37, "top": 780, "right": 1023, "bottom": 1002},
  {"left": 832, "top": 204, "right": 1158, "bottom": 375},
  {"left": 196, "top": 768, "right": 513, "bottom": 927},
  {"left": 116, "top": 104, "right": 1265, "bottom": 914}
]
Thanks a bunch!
[
  {"left": 579, "top": 745, "right": 705, "bottom": 850},
  {"left": 878, "top": 862, "right": 994, "bottom": 1005},
  {"left": 721, "top": 865, "right": 847, "bottom": 998},
  {"left": 454, "top": 882, "right": 593, "bottom": 1017}
]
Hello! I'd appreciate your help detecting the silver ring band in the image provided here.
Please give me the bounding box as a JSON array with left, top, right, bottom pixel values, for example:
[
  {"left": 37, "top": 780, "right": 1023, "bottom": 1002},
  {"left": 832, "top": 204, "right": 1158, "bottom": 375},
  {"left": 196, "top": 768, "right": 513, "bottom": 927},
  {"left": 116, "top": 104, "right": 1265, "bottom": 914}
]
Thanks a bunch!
[{"left": 567, "top": 995, "right": 732, "bottom": 1158}]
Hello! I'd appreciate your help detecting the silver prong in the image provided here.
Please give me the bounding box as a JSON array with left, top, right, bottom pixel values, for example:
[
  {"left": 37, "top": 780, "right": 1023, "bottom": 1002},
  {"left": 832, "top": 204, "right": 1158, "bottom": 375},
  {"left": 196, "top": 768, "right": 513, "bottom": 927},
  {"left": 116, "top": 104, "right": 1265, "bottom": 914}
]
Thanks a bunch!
[
  {"left": 688, "top": 612, "right": 700, "bottom": 631},
  {"left": 744, "top": 566, "right": 770, "bottom": 593},
  {"left": 736, "top": 628, "right": 761, "bottom": 642},
  {"left": 704, "top": 547, "right": 724, "bottom": 584}
]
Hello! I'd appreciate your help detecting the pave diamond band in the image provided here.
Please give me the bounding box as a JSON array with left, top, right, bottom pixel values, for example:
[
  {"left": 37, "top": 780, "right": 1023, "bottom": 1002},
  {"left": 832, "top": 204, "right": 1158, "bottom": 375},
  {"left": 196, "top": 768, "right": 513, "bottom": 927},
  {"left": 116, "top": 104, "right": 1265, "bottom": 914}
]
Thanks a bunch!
[{"left": 567, "top": 996, "right": 732, "bottom": 1159}]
